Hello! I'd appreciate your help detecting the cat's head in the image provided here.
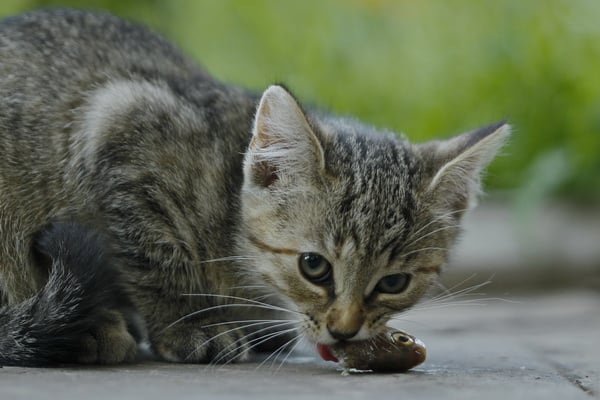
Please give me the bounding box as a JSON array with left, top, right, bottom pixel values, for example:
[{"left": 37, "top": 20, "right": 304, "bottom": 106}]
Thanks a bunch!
[{"left": 239, "top": 85, "right": 509, "bottom": 345}]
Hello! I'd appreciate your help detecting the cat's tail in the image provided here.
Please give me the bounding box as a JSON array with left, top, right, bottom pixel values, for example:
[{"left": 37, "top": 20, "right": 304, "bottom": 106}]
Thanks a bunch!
[{"left": 0, "top": 222, "right": 139, "bottom": 366}]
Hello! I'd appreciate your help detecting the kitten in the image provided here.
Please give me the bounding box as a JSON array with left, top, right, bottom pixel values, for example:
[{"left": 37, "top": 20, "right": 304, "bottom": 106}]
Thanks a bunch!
[{"left": 0, "top": 9, "right": 509, "bottom": 366}]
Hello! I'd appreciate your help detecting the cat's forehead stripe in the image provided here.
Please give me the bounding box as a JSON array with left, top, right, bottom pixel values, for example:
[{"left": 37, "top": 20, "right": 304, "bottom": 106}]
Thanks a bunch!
[
  {"left": 415, "top": 265, "right": 441, "bottom": 274},
  {"left": 248, "top": 235, "right": 298, "bottom": 255},
  {"left": 327, "top": 132, "right": 420, "bottom": 260}
]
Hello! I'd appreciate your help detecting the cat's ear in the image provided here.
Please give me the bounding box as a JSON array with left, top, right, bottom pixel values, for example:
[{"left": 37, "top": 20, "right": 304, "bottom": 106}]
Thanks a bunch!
[
  {"left": 244, "top": 85, "right": 325, "bottom": 188},
  {"left": 420, "top": 121, "right": 510, "bottom": 212}
]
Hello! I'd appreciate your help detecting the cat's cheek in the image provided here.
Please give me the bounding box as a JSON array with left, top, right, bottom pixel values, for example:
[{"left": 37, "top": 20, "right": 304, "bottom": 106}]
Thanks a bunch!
[
  {"left": 311, "top": 332, "right": 337, "bottom": 346},
  {"left": 351, "top": 325, "right": 372, "bottom": 341},
  {"left": 301, "top": 322, "right": 332, "bottom": 345}
]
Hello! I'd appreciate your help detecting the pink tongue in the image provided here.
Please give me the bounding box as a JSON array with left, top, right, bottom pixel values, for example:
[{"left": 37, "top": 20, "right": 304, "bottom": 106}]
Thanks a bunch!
[{"left": 317, "top": 344, "right": 338, "bottom": 362}]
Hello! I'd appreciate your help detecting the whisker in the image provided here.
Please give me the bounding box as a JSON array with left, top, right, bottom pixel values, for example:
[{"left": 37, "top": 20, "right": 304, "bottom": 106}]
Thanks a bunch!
[
  {"left": 274, "top": 335, "right": 305, "bottom": 373},
  {"left": 396, "top": 246, "right": 449, "bottom": 259},
  {"left": 408, "top": 275, "right": 518, "bottom": 314},
  {"left": 163, "top": 292, "right": 301, "bottom": 333},
  {"left": 198, "top": 255, "right": 259, "bottom": 264},
  {"left": 244, "top": 328, "right": 302, "bottom": 363},
  {"left": 254, "top": 329, "right": 305, "bottom": 370},
  {"left": 199, "top": 318, "right": 296, "bottom": 330},
  {"left": 222, "top": 284, "right": 269, "bottom": 291},
  {"left": 251, "top": 292, "right": 280, "bottom": 302},
  {"left": 268, "top": 334, "right": 304, "bottom": 372},
  {"left": 209, "top": 325, "right": 301, "bottom": 368},
  {"left": 256, "top": 328, "right": 306, "bottom": 372},
  {"left": 209, "top": 322, "right": 299, "bottom": 366},
  {"left": 179, "top": 293, "right": 304, "bottom": 316},
  {"left": 421, "top": 296, "right": 519, "bottom": 308},
  {"left": 431, "top": 273, "right": 484, "bottom": 298},
  {"left": 389, "top": 275, "right": 519, "bottom": 333},
  {"left": 425, "top": 276, "right": 492, "bottom": 304},
  {"left": 184, "top": 320, "right": 290, "bottom": 362},
  {"left": 406, "top": 208, "right": 469, "bottom": 244},
  {"left": 410, "top": 300, "right": 492, "bottom": 312},
  {"left": 403, "top": 224, "right": 462, "bottom": 250},
  {"left": 161, "top": 302, "right": 297, "bottom": 334},
  {"left": 423, "top": 291, "right": 486, "bottom": 307}
]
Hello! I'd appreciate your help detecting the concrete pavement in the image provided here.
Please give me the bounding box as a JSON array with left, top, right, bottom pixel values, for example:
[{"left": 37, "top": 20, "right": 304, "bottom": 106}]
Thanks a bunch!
[
  {"left": 1, "top": 291, "right": 597, "bottom": 400},
  {"left": 445, "top": 201, "right": 600, "bottom": 292}
]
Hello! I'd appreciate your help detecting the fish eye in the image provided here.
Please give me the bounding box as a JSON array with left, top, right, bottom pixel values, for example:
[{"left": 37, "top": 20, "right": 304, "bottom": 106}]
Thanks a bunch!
[
  {"left": 375, "top": 273, "right": 411, "bottom": 294},
  {"left": 298, "top": 253, "right": 332, "bottom": 285},
  {"left": 391, "top": 332, "right": 414, "bottom": 346}
]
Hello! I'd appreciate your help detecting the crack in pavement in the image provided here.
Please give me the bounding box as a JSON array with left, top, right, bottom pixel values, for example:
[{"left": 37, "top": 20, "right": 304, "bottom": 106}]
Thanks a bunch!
[{"left": 550, "top": 362, "right": 596, "bottom": 398}]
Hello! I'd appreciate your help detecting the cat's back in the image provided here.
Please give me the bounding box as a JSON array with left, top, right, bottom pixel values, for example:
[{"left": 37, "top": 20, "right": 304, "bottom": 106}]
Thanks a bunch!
[
  {"left": 0, "top": 9, "right": 253, "bottom": 223},
  {"left": 0, "top": 9, "right": 211, "bottom": 203},
  {"left": 0, "top": 9, "right": 216, "bottom": 153},
  {"left": 0, "top": 8, "right": 207, "bottom": 84}
]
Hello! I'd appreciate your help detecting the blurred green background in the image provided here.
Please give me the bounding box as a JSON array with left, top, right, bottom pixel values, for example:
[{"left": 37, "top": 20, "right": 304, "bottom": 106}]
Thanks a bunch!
[{"left": 2, "top": 0, "right": 599, "bottom": 202}]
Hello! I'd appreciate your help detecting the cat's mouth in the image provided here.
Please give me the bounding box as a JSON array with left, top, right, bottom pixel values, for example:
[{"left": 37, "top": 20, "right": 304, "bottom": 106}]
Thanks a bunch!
[{"left": 316, "top": 343, "right": 338, "bottom": 362}]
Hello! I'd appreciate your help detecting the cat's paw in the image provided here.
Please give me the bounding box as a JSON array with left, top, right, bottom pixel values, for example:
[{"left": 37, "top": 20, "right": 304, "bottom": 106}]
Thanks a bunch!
[
  {"left": 153, "top": 323, "right": 251, "bottom": 364},
  {"left": 77, "top": 309, "right": 137, "bottom": 364}
]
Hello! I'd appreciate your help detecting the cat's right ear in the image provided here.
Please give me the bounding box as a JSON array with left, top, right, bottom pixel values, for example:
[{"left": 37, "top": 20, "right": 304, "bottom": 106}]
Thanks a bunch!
[
  {"left": 244, "top": 85, "right": 325, "bottom": 189},
  {"left": 418, "top": 121, "right": 510, "bottom": 213}
]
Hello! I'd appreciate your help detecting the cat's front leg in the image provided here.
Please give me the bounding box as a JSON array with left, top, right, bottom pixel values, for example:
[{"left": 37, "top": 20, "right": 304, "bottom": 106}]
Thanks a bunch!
[
  {"left": 145, "top": 300, "right": 299, "bottom": 364},
  {"left": 151, "top": 319, "right": 252, "bottom": 364},
  {"left": 77, "top": 308, "right": 138, "bottom": 364}
]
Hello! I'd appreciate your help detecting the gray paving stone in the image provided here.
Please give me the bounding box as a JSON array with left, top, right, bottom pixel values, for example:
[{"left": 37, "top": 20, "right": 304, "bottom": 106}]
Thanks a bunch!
[
  {"left": 1, "top": 292, "right": 597, "bottom": 400},
  {"left": 446, "top": 202, "right": 600, "bottom": 292}
]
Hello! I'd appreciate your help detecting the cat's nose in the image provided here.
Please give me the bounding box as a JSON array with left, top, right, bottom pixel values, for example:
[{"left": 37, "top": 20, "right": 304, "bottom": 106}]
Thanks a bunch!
[
  {"left": 326, "top": 301, "right": 365, "bottom": 341},
  {"left": 327, "top": 326, "right": 360, "bottom": 341}
]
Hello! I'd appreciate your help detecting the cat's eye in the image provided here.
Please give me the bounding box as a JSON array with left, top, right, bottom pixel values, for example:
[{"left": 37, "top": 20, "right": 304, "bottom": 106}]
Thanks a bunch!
[
  {"left": 375, "top": 273, "right": 411, "bottom": 294},
  {"left": 299, "top": 253, "right": 332, "bottom": 284}
]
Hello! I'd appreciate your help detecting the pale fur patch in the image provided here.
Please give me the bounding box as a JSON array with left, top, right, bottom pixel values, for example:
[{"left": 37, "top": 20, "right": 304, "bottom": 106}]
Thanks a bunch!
[{"left": 73, "top": 80, "right": 179, "bottom": 169}]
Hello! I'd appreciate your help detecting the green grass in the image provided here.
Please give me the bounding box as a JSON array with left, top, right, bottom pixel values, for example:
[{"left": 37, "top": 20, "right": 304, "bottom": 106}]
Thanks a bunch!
[{"left": 2, "top": 0, "right": 599, "bottom": 201}]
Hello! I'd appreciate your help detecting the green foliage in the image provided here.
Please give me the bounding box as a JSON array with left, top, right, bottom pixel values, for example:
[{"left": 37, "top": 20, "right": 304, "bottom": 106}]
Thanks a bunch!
[{"left": 2, "top": 0, "right": 599, "bottom": 200}]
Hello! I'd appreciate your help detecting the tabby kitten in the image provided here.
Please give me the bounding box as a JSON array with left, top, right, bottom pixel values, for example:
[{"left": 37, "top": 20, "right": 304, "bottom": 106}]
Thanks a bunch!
[{"left": 0, "top": 9, "right": 509, "bottom": 366}]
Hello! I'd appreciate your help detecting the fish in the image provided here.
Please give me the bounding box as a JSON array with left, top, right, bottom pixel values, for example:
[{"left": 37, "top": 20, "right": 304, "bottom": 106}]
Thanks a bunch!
[{"left": 317, "top": 328, "right": 426, "bottom": 372}]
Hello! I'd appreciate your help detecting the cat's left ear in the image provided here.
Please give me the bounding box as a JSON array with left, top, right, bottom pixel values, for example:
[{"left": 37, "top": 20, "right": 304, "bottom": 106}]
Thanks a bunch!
[
  {"left": 244, "top": 85, "right": 325, "bottom": 188},
  {"left": 419, "top": 121, "right": 510, "bottom": 212}
]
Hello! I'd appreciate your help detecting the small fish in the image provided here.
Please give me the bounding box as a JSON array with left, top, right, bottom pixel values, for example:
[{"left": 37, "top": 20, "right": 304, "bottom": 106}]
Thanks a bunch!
[{"left": 317, "top": 328, "right": 426, "bottom": 372}]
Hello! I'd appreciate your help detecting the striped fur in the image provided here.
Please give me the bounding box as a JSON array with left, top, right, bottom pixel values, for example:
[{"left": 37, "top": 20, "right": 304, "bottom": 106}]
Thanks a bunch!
[{"left": 0, "top": 9, "right": 508, "bottom": 365}]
